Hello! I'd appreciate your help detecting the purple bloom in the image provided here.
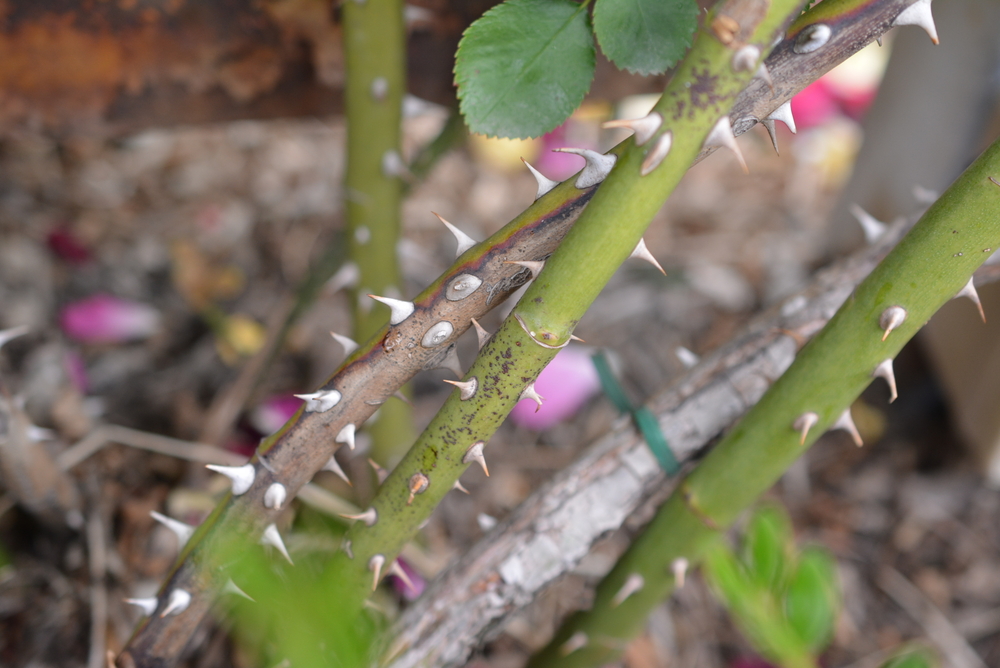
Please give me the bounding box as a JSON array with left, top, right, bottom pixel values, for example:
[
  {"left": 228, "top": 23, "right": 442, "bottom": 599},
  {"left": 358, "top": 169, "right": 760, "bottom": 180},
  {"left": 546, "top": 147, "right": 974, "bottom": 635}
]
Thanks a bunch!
[
  {"left": 510, "top": 346, "right": 601, "bottom": 431},
  {"left": 60, "top": 294, "right": 160, "bottom": 344}
]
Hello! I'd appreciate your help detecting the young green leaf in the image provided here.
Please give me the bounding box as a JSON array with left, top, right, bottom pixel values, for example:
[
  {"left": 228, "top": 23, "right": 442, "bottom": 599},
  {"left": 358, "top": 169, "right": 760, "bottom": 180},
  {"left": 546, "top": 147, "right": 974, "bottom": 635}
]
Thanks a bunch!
[
  {"left": 783, "top": 547, "right": 839, "bottom": 653},
  {"left": 454, "top": 0, "right": 595, "bottom": 138},
  {"left": 743, "top": 506, "right": 794, "bottom": 591},
  {"left": 593, "top": 0, "right": 698, "bottom": 75}
]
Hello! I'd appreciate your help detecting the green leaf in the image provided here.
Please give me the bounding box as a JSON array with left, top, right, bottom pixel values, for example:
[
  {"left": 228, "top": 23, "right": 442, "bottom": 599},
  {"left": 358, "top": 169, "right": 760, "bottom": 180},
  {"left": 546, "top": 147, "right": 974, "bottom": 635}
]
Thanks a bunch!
[
  {"left": 743, "top": 506, "right": 794, "bottom": 591},
  {"left": 784, "top": 547, "right": 839, "bottom": 653},
  {"left": 593, "top": 0, "right": 698, "bottom": 75},
  {"left": 455, "top": 0, "right": 595, "bottom": 139}
]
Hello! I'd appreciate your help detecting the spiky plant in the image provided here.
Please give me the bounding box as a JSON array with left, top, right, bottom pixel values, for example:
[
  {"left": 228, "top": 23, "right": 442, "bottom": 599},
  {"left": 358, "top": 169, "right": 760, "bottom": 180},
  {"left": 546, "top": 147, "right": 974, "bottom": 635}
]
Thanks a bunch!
[{"left": 114, "top": 0, "right": 947, "bottom": 666}]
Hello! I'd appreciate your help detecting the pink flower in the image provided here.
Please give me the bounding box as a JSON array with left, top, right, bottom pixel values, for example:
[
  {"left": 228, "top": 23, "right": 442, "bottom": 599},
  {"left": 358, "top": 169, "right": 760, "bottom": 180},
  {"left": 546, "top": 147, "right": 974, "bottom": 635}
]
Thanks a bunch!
[
  {"left": 249, "top": 395, "right": 303, "bottom": 436},
  {"left": 536, "top": 123, "right": 600, "bottom": 181},
  {"left": 388, "top": 557, "right": 426, "bottom": 601},
  {"left": 60, "top": 294, "right": 160, "bottom": 344},
  {"left": 509, "top": 346, "right": 601, "bottom": 431}
]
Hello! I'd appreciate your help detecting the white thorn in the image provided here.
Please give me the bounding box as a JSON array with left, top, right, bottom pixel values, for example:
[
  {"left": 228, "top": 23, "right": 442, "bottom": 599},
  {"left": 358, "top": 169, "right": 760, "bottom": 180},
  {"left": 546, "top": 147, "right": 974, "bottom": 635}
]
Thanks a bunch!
[
  {"left": 793, "top": 411, "right": 820, "bottom": 445},
  {"left": 553, "top": 148, "right": 618, "bottom": 188},
  {"left": 340, "top": 507, "right": 378, "bottom": 527},
  {"left": 452, "top": 479, "right": 470, "bottom": 494},
  {"left": 25, "top": 424, "right": 55, "bottom": 442},
  {"left": 560, "top": 631, "right": 588, "bottom": 656},
  {"left": 672, "top": 557, "right": 689, "bottom": 588},
  {"left": 521, "top": 158, "right": 560, "bottom": 199},
  {"left": 849, "top": 204, "right": 887, "bottom": 244},
  {"left": 753, "top": 62, "right": 774, "bottom": 90},
  {"left": 640, "top": 130, "right": 673, "bottom": 176},
  {"left": 602, "top": 112, "right": 663, "bottom": 147},
  {"left": 388, "top": 560, "right": 417, "bottom": 593},
  {"left": 433, "top": 212, "right": 477, "bottom": 257},
  {"left": 336, "top": 423, "right": 357, "bottom": 450},
  {"left": 0, "top": 325, "right": 29, "bottom": 351},
  {"left": 703, "top": 116, "right": 748, "bottom": 174},
  {"left": 629, "top": 238, "right": 666, "bottom": 275},
  {"left": 294, "top": 389, "right": 342, "bottom": 413},
  {"left": 150, "top": 511, "right": 195, "bottom": 546},
  {"left": 407, "top": 472, "right": 430, "bottom": 505},
  {"left": 761, "top": 119, "right": 780, "bottom": 155},
  {"left": 392, "top": 390, "right": 411, "bottom": 405},
  {"left": 879, "top": 306, "right": 907, "bottom": 341},
  {"left": 264, "top": 483, "right": 287, "bottom": 510},
  {"left": 955, "top": 277, "right": 986, "bottom": 323},
  {"left": 832, "top": 408, "right": 863, "bottom": 447},
  {"left": 873, "top": 359, "right": 898, "bottom": 403},
  {"left": 331, "top": 332, "right": 359, "bottom": 357},
  {"left": 206, "top": 463, "right": 256, "bottom": 496},
  {"left": 611, "top": 573, "right": 645, "bottom": 607},
  {"left": 368, "top": 294, "right": 415, "bottom": 326},
  {"left": 476, "top": 512, "right": 498, "bottom": 532},
  {"left": 463, "top": 441, "right": 489, "bottom": 477},
  {"left": 675, "top": 346, "right": 700, "bottom": 369},
  {"left": 369, "top": 554, "right": 386, "bottom": 591},
  {"left": 322, "top": 455, "right": 352, "bottom": 485},
  {"left": 260, "top": 523, "right": 293, "bottom": 564},
  {"left": 160, "top": 589, "right": 191, "bottom": 617},
  {"left": 793, "top": 23, "right": 832, "bottom": 53},
  {"left": 519, "top": 383, "right": 544, "bottom": 412},
  {"left": 470, "top": 318, "right": 491, "bottom": 351},
  {"left": 438, "top": 345, "right": 463, "bottom": 377},
  {"left": 124, "top": 597, "right": 158, "bottom": 616},
  {"left": 222, "top": 579, "right": 255, "bottom": 601},
  {"left": 504, "top": 259, "right": 545, "bottom": 279},
  {"left": 369, "top": 459, "right": 389, "bottom": 484},
  {"left": 443, "top": 377, "right": 478, "bottom": 400},
  {"left": 893, "top": 0, "right": 939, "bottom": 44},
  {"left": 731, "top": 44, "right": 760, "bottom": 72},
  {"left": 326, "top": 261, "right": 360, "bottom": 293},
  {"left": 765, "top": 100, "right": 796, "bottom": 135}
]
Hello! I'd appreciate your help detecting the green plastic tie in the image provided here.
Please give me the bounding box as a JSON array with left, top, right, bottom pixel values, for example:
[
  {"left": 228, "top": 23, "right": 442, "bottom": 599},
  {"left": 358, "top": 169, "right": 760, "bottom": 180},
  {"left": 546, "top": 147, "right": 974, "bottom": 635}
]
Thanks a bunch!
[{"left": 591, "top": 352, "right": 679, "bottom": 475}]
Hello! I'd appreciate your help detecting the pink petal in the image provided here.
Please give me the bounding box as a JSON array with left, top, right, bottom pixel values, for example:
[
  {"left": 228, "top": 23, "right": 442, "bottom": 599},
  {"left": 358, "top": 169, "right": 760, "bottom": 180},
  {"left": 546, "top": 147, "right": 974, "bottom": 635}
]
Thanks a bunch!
[
  {"left": 790, "top": 80, "right": 840, "bottom": 130},
  {"left": 60, "top": 294, "right": 160, "bottom": 343},
  {"left": 509, "top": 346, "right": 601, "bottom": 431},
  {"left": 249, "top": 395, "right": 303, "bottom": 436}
]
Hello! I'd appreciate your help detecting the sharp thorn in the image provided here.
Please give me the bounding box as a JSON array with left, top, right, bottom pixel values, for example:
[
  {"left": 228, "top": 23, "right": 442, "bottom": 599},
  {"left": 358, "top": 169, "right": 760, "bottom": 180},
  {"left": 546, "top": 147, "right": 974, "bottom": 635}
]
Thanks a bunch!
[
  {"left": 0, "top": 325, "right": 29, "bottom": 351},
  {"left": 672, "top": 557, "right": 689, "bottom": 588},
  {"left": 392, "top": 390, "right": 412, "bottom": 405},
  {"left": 570, "top": 334, "right": 585, "bottom": 343},
  {"left": 873, "top": 359, "right": 898, "bottom": 403},
  {"left": 462, "top": 441, "right": 489, "bottom": 477},
  {"left": 369, "top": 554, "right": 386, "bottom": 591},
  {"left": 336, "top": 423, "right": 357, "bottom": 450},
  {"left": 438, "top": 345, "right": 463, "bottom": 377},
  {"left": 322, "top": 455, "right": 352, "bottom": 485},
  {"left": 260, "top": 524, "right": 293, "bottom": 564},
  {"left": 504, "top": 259, "right": 545, "bottom": 279},
  {"left": 443, "top": 377, "right": 478, "bottom": 400},
  {"left": 731, "top": 44, "right": 760, "bottom": 72},
  {"left": 124, "top": 597, "right": 158, "bottom": 616},
  {"left": 407, "top": 472, "right": 429, "bottom": 505},
  {"left": 452, "top": 479, "right": 470, "bottom": 494},
  {"left": 330, "top": 332, "right": 359, "bottom": 357},
  {"left": 879, "top": 306, "right": 908, "bottom": 341},
  {"left": 222, "top": 579, "right": 255, "bottom": 602},
  {"left": 876, "top": 36, "right": 883, "bottom": 47},
  {"left": 559, "top": 632, "right": 588, "bottom": 656},
  {"left": 602, "top": 112, "right": 663, "bottom": 147},
  {"left": 610, "top": 573, "right": 645, "bottom": 608},
  {"left": 326, "top": 262, "right": 360, "bottom": 293},
  {"left": 753, "top": 62, "right": 774, "bottom": 91},
  {"left": 160, "top": 589, "right": 191, "bottom": 617},
  {"left": 704, "top": 116, "right": 748, "bottom": 174},
  {"left": 955, "top": 277, "right": 986, "bottom": 323},
  {"left": 629, "top": 238, "right": 666, "bottom": 275},
  {"left": 294, "top": 389, "right": 342, "bottom": 413},
  {"left": 849, "top": 204, "right": 887, "bottom": 244},
  {"left": 765, "top": 100, "right": 797, "bottom": 135},
  {"left": 388, "top": 559, "right": 417, "bottom": 593},
  {"left": 206, "top": 463, "right": 256, "bottom": 496},
  {"left": 553, "top": 148, "right": 618, "bottom": 188},
  {"left": 675, "top": 346, "right": 700, "bottom": 369},
  {"left": 793, "top": 411, "right": 820, "bottom": 445},
  {"left": 519, "top": 383, "right": 544, "bottom": 412},
  {"left": 340, "top": 507, "right": 378, "bottom": 527},
  {"left": 521, "top": 158, "right": 560, "bottom": 200},
  {"left": 640, "top": 130, "right": 673, "bottom": 176},
  {"left": 149, "top": 511, "right": 195, "bottom": 546},
  {"left": 368, "top": 294, "right": 415, "bottom": 326},
  {"left": 264, "top": 483, "right": 287, "bottom": 510},
  {"left": 893, "top": 0, "right": 939, "bottom": 44},
  {"left": 433, "top": 212, "right": 477, "bottom": 257},
  {"left": 470, "top": 318, "right": 491, "bottom": 351},
  {"left": 832, "top": 407, "right": 864, "bottom": 447},
  {"left": 369, "top": 459, "right": 389, "bottom": 484},
  {"left": 761, "top": 118, "right": 779, "bottom": 155}
]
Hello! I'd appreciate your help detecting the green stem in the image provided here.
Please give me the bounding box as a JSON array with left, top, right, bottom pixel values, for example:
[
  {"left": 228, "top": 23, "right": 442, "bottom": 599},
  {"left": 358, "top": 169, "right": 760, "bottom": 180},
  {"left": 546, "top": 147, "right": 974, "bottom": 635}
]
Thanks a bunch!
[{"left": 529, "top": 138, "right": 1000, "bottom": 668}]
